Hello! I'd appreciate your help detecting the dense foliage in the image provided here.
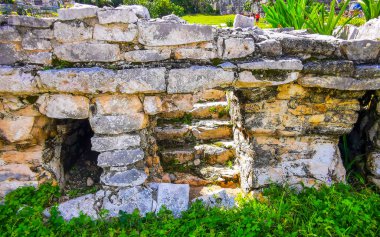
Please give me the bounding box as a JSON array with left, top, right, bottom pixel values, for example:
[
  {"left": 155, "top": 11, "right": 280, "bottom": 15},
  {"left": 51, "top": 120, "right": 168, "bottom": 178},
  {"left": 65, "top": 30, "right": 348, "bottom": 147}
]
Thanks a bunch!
[
  {"left": 359, "top": 0, "right": 380, "bottom": 21},
  {"left": 0, "top": 183, "right": 379, "bottom": 236}
]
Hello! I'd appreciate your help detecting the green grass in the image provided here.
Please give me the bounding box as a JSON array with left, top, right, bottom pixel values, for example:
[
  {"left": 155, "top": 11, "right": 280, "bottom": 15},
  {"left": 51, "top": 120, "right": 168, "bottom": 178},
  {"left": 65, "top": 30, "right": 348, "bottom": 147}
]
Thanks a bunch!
[
  {"left": 182, "top": 14, "right": 272, "bottom": 29},
  {"left": 0, "top": 182, "right": 379, "bottom": 236}
]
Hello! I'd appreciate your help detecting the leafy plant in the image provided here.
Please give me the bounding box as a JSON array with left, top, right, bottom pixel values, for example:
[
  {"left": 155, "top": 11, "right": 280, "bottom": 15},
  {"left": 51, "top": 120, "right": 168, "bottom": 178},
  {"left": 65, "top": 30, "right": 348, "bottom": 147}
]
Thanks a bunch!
[
  {"left": 306, "top": 0, "right": 352, "bottom": 35},
  {"left": 359, "top": 0, "right": 380, "bottom": 21},
  {"left": 225, "top": 18, "right": 233, "bottom": 27}
]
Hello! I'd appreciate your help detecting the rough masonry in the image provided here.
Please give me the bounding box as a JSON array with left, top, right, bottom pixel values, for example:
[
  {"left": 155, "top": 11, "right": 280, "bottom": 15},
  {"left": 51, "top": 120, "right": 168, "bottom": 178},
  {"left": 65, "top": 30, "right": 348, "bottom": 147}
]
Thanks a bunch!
[{"left": 1, "top": 4, "right": 380, "bottom": 219}]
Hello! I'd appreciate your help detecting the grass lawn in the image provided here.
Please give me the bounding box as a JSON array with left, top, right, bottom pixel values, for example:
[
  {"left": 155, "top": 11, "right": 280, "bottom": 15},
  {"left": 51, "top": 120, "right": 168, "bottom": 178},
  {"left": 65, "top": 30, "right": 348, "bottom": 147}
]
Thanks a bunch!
[{"left": 182, "top": 14, "right": 272, "bottom": 29}]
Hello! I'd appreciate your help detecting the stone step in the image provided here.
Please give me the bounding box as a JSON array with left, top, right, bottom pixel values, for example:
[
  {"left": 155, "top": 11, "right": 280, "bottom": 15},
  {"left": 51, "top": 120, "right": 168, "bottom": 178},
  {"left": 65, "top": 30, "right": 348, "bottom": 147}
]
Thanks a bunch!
[
  {"left": 190, "top": 101, "right": 229, "bottom": 119},
  {"left": 100, "top": 168, "right": 147, "bottom": 187},
  {"left": 197, "top": 165, "right": 240, "bottom": 186},
  {"left": 155, "top": 120, "right": 232, "bottom": 142},
  {"left": 97, "top": 149, "right": 144, "bottom": 168}
]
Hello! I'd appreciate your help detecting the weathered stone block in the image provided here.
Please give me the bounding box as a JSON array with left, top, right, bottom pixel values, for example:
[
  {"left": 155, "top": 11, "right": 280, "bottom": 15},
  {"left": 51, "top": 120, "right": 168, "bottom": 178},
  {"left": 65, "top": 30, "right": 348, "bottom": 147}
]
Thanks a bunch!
[
  {"left": 97, "top": 8, "right": 138, "bottom": 24},
  {"left": 161, "top": 94, "right": 194, "bottom": 113},
  {"left": 58, "top": 3, "right": 98, "bottom": 20},
  {"left": 367, "top": 152, "right": 380, "bottom": 177},
  {"left": 0, "top": 163, "right": 36, "bottom": 182},
  {"left": 26, "top": 52, "right": 52, "bottom": 65},
  {"left": 57, "top": 193, "right": 99, "bottom": 221},
  {"left": 93, "top": 94, "right": 143, "bottom": 115},
  {"left": 355, "top": 65, "right": 380, "bottom": 78},
  {"left": 0, "top": 116, "right": 34, "bottom": 143},
  {"left": 356, "top": 17, "right": 380, "bottom": 40},
  {"left": 222, "top": 38, "right": 255, "bottom": 59},
  {"left": 91, "top": 134, "right": 141, "bottom": 152},
  {"left": 101, "top": 169, "right": 147, "bottom": 187},
  {"left": 0, "top": 180, "right": 37, "bottom": 198},
  {"left": 167, "top": 66, "right": 234, "bottom": 93},
  {"left": 138, "top": 22, "right": 213, "bottom": 46},
  {"left": 7, "top": 15, "right": 54, "bottom": 28},
  {"left": 279, "top": 34, "right": 338, "bottom": 56},
  {"left": 116, "top": 68, "right": 166, "bottom": 94},
  {"left": 0, "top": 26, "right": 21, "bottom": 42},
  {"left": 341, "top": 40, "right": 380, "bottom": 61},
  {"left": 0, "top": 67, "right": 36, "bottom": 93},
  {"left": 29, "top": 29, "right": 54, "bottom": 39},
  {"left": 174, "top": 48, "right": 216, "bottom": 60},
  {"left": 0, "top": 44, "right": 21, "bottom": 65},
  {"left": 93, "top": 24, "right": 137, "bottom": 42},
  {"left": 98, "top": 149, "right": 144, "bottom": 167},
  {"left": 144, "top": 96, "right": 163, "bottom": 115},
  {"left": 303, "top": 60, "right": 354, "bottom": 76},
  {"left": 256, "top": 39, "right": 282, "bottom": 56},
  {"left": 238, "top": 59, "right": 303, "bottom": 71},
  {"left": 192, "top": 190, "right": 235, "bottom": 208},
  {"left": 124, "top": 49, "right": 170, "bottom": 62},
  {"left": 37, "top": 94, "right": 90, "bottom": 119},
  {"left": 156, "top": 183, "right": 189, "bottom": 217},
  {"left": 233, "top": 14, "right": 254, "bottom": 28},
  {"left": 298, "top": 75, "right": 380, "bottom": 90},
  {"left": 54, "top": 22, "right": 93, "bottom": 43},
  {"left": 89, "top": 114, "right": 148, "bottom": 134},
  {"left": 54, "top": 43, "right": 121, "bottom": 62},
  {"left": 236, "top": 71, "right": 299, "bottom": 88},
  {"left": 117, "top": 5, "right": 150, "bottom": 19},
  {"left": 22, "top": 36, "right": 51, "bottom": 50}
]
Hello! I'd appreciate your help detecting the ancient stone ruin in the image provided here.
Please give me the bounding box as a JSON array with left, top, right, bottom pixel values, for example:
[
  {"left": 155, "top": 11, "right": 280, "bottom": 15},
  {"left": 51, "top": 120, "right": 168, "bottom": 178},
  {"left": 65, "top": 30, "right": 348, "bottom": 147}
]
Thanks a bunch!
[{"left": 1, "top": 4, "right": 380, "bottom": 219}]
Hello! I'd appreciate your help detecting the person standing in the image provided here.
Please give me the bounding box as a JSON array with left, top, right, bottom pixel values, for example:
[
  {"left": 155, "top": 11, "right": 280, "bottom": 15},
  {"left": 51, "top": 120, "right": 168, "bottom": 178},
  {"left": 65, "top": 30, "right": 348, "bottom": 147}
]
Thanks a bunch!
[{"left": 255, "top": 12, "right": 260, "bottom": 24}]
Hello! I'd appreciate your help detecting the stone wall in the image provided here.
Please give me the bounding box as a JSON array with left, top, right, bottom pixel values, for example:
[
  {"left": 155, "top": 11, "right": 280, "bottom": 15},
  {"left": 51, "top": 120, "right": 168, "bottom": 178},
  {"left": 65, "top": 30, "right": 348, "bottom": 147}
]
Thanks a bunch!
[{"left": 1, "top": 4, "right": 380, "bottom": 218}]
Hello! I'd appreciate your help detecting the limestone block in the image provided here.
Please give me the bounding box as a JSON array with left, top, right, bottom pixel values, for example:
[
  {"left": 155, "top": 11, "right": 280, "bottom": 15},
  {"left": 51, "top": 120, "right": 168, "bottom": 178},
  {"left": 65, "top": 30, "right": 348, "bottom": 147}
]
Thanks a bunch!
[
  {"left": 0, "top": 180, "right": 37, "bottom": 198},
  {"left": 174, "top": 48, "right": 216, "bottom": 60},
  {"left": 124, "top": 49, "right": 171, "bottom": 62},
  {"left": 116, "top": 68, "right": 166, "bottom": 94},
  {"left": 233, "top": 14, "right": 254, "bottom": 28},
  {"left": 102, "top": 187, "right": 154, "bottom": 217},
  {"left": 167, "top": 66, "right": 234, "bottom": 93},
  {"left": 117, "top": 5, "right": 150, "bottom": 19},
  {"left": 298, "top": 75, "right": 380, "bottom": 90},
  {"left": 91, "top": 134, "right": 141, "bottom": 152},
  {"left": 93, "top": 94, "right": 143, "bottom": 115},
  {"left": 101, "top": 169, "right": 147, "bottom": 187},
  {"left": 356, "top": 17, "right": 380, "bottom": 40},
  {"left": 279, "top": 34, "right": 338, "bottom": 56},
  {"left": 156, "top": 183, "right": 189, "bottom": 217},
  {"left": 0, "top": 116, "right": 34, "bottom": 142},
  {"left": 256, "top": 39, "right": 282, "bottom": 56},
  {"left": 161, "top": 94, "right": 194, "bottom": 113},
  {"left": 192, "top": 190, "right": 235, "bottom": 208},
  {"left": 161, "top": 148, "right": 194, "bottom": 164},
  {"left": 97, "top": 8, "right": 138, "bottom": 24},
  {"left": 144, "top": 96, "right": 163, "bottom": 115},
  {"left": 54, "top": 22, "right": 93, "bottom": 43},
  {"left": 28, "top": 29, "right": 54, "bottom": 39},
  {"left": 0, "top": 149, "right": 42, "bottom": 166},
  {"left": 236, "top": 71, "right": 299, "bottom": 88},
  {"left": 191, "top": 120, "right": 232, "bottom": 140},
  {"left": 7, "top": 15, "right": 54, "bottom": 28},
  {"left": 26, "top": 52, "right": 52, "bottom": 65},
  {"left": 341, "top": 40, "right": 380, "bottom": 61},
  {"left": 222, "top": 38, "right": 255, "bottom": 59},
  {"left": 194, "top": 89, "right": 226, "bottom": 102},
  {"left": 195, "top": 143, "right": 235, "bottom": 165},
  {"left": 22, "top": 35, "right": 51, "bottom": 50},
  {"left": 0, "top": 44, "right": 21, "bottom": 65},
  {"left": 367, "top": 152, "right": 380, "bottom": 177},
  {"left": 57, "top": 193, "right": 99, "bottom": 221},
  {"left": 89, "top": 114, "right": 148, "bottom": 134},
  {"left": 303, "top": 60, "right": 354, "bottom": 76},
  {"left": 58, "top": 3, "right": 98, "bottom": 20},
  {"left": 355, "top": 65, "right": 380, "bottom": 78},
  {"left": 0, "top": 26, "right": 21, "bottom": 42},
  {"left": 97, "top": 149, "right": 145, "bottom": 167},
  {"left": 37, "top": 94, "right": 90, "bottom": 119},
  {"left": 93, "top": 24, "right": 137, "bottom": 42},
  {"left": 0, "top": 164, "right": 36, "bottom": 182},
  {"left": 54, "top": 43, "right": 121, "bottom": 62},
  {"left": 154, "top": 124, "right": 190, "bottom": 141},
  {"left": 138, "top": 22, "right": 213, "bottom": 46},
  {"left": 238, "top": 59, "right": 303, "bottom": 71}
]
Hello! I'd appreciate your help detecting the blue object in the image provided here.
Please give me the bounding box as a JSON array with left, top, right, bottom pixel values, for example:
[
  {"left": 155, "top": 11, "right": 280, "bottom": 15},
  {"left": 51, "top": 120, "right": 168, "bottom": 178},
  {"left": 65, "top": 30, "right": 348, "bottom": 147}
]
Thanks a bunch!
[{"left": 350, "top": 3, "right": 362, "bottom": 11}]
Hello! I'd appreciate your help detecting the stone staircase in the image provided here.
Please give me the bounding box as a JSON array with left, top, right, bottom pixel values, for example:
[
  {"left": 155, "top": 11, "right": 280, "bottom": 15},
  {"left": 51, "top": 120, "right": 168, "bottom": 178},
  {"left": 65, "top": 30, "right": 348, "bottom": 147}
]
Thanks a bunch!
[{"left": 155, "top": 94, "right": 239, "bottom": 188}]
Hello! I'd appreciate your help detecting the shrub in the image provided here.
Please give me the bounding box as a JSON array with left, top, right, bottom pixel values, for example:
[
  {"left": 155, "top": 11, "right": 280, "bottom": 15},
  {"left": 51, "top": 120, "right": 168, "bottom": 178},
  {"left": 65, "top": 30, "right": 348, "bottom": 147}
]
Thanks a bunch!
[
  {"left": 359, "top": 0, "right": 380, "bottom": 21},
  {"left": 123, "top": 0, "right": 184, "bottom": 18},
  {"left": 226, "top": 18, "right": 233, "bottom": 27}
]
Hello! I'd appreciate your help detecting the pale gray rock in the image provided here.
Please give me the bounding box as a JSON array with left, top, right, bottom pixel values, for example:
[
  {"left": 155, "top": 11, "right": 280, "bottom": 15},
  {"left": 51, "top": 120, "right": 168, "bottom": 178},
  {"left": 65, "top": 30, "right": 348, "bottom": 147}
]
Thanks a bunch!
[
  {"left": 0, "top": 44, "right": 21, "bottom": 65},
  {"left": 26, "top": 52, "right": 52, "bottom": 65},
  {"left": 97, "top": 149, "right": 145, "bottom": 167},
  {"left": 298, "top": 74, "right": 380, "bottom": 90},
  {"left": 256, "top": 39, "right": 282, "bottom": 56},
  {"left": 7, "top": 15, "right": 54, "bottom": 28},
  {"left": 89, "top": 114, "right": 148, "bottom": 134},
  {"left": 54, "top": 22, "right": 93, "bottom": 43},
  {"left": 192, "top": 190, "right": 235, "bottom": 208},
  {"left": 222, "top": 37, "right": 255, "bottom": 59},
  {"left": 124, "top": 49, "right": 170, "bottom": 62},
  {"left": 91, "top": 134, "right": 141, "bottom": 152},
  {"left": 54, "top": 43, "right": 121, "bottom": 62},
  {"left": 218, "top": 62, "right": 237, "bottom": 70},
  {"left": 117, "top": 5, "right": 150, "bottom": 19},
  {"left": 278, "top": 34, "right": 338, "bottom": 56},
  {"left": 97, "top": 8, "right": 138, "bottom": 24},
  {"left": 238, "top": 59, "right": 303, "bottom": 71},
  {"left": 303, "top": 60, "right": 354, "bottom": 76},
  {"left": 367, "top": 152, "right": 380, "bottom": 177},
  {"left": 100, "top": 169, "right": 147, "bottom": 187},
  {"left": 356, "top": 17, "right": 380, "bottom": 40},
  {"left": 116, "top": 68, "right": 166, "bottom": 94},
  {"left": 354, "top": 65, "right": 380, "bottom": 78},
  {"left": 334, "top": 24, "right": 359, "bottom": 40},
  {"left": 174, "top": 48, "right": 216, "bottom": 60},
  {"left": 0, "top": 26, "right": 21, "bottom": 42},
  {"left": 93, "top": 24, "right": 137, "bottom": 42},
  {"left": 58, "top": 3, "right": 98, "bottom": 20},
  {"left": 57, "top": 193, "right": 99, "bottom": 221},
  {"left": 143, "top": 96, "right": 163, "bottom": 115},
  {"left": 21, "top": 36, "right": 51, "bottom": 50},
  {"left": 102, "top": 187, "right": 154, "bottom": 217},
  {"left": 36, "top": 94, "right": 90, "bottom": 119},
  {"left": 156, "top": 183, "right": 189, "bottom": 217},
  {"left": 167, "top": 66, "right": 234, "bottom": 93},
  {"left": 0, "top": 66, "right": 37, "bottom": 93},
  {"left": 341, "top": 40, "right": 380, "bottom": 61},
  {"left": 233, "top": 14, "right": 254, "bottom": 28},
  {"left": 93, "top": 94, "right": 143, "bottom": 115},
  {"left": 161, "top": 14, "right": 187, "bottom": 24},
  {"left": 138, "top": 22, "right": 213, "bottom": 46},
  {"left": 29, "top": 29, "right": 54, "bottom": 39},
  {"left": 0, "top": 180, "right": 37, "bottom": 199},
  {"left": 236, "top": 71, "right": 299, "bottom": 88}
]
